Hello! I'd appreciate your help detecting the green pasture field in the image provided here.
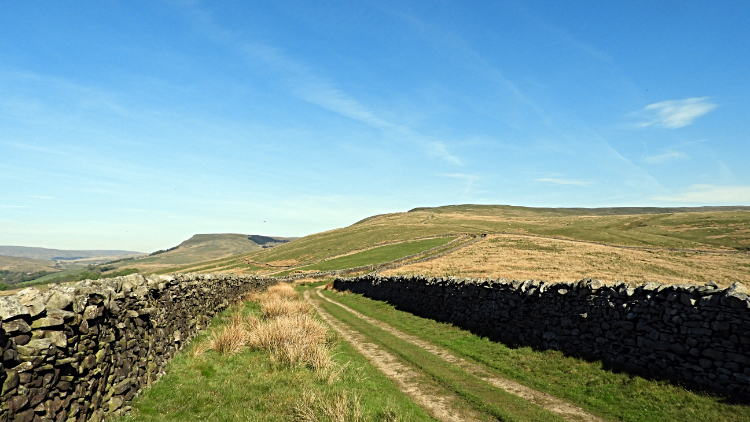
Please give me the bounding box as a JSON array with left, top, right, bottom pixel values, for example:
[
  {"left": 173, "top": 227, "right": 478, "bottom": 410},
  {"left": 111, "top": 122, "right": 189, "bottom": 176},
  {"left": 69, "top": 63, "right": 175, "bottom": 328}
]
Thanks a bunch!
[
  {"left": 323, "top": 289, "right": 750, "bottom": 422},
  {"left": 276, "top": 237, "right": 455, "bottom": 276},
  {"left": 23, "top": 264, "right": 88, "bottom": 283}
]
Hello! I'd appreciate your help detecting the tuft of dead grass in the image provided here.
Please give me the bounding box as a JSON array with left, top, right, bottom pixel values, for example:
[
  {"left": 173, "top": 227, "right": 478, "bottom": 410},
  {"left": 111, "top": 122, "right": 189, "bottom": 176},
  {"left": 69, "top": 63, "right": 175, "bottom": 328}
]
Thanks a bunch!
[
  {"left": 260, "top": 295, "right": 313, "bottom": 319},
  {"left": 189, "top": 341, "right": 211, "bottom": 358},
  {"left": 208, "top": 324, "right": 247, "bottom": 355},
  {"left": 196, "top": 308, "right": 249, "bottom": 356},
  {"left": 247, "top": 314, "right": 329, "bottom": 365},
  {"left": 267, "top": 283, "right": 299, "bottom": 300},
  {"left": 196, "top": 285, "right": 345, "bottom": 381},
  {"left": 293, "top": 389, "right": 363, "bottom": 422}
]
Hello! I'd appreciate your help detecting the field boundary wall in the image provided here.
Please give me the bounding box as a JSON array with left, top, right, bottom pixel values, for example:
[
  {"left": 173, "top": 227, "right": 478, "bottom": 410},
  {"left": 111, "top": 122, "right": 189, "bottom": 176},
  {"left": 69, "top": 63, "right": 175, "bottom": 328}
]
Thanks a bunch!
[
  {"left": 0, "top": 273, "right": 277, "bottom": 421},
  {"left": 334, "top": 274, "right": 750, "bottom": 399}
]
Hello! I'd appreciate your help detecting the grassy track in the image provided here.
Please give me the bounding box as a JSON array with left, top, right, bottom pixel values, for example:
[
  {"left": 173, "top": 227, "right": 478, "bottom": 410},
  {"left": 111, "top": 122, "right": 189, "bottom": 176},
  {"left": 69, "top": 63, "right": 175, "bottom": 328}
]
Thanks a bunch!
[
  {"left": 121, "top": 295, "right": 434, "bottom": 421},
  {"left": 322, "top": 290, "right": 750, "bottom": 422},
  {"left": 310, "top": 290, "right": 566, "bottom": 422}
]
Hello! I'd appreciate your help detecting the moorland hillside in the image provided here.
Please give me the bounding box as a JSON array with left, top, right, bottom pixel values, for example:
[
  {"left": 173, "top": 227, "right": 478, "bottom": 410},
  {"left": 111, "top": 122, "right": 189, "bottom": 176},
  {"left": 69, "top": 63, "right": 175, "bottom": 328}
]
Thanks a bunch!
[{"left": 159, "top": 205, "right": 750, "bottom": 286}]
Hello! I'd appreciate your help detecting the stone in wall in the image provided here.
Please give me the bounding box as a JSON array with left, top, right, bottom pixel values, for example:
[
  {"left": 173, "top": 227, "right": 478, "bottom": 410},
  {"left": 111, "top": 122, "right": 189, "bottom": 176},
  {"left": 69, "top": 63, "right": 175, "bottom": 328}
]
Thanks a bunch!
[
  {"left": 334, "top": 274, "right": 750, "bottom": 400},
  {"left": 1, "top": 273, "right": 277, "bottom": 422}
]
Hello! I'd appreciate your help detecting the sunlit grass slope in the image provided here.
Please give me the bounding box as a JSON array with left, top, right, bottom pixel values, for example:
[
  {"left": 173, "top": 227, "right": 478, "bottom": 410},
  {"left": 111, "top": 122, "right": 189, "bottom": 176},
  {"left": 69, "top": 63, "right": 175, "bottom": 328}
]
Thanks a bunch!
[
  {"left": 154, "top": 205, "right": 750, "bottom": 275},
  {"left": 119, "top": 234, "right": 263, "bottom": 272},
  {"left": 0, "top": 255, "right": 61, "bottom": 273},
  {"left": 273, "top": 237, "right": 456, "bottom": 276},
  {"left": 250, "top": 205, "right": 750, "bottom": 264}
]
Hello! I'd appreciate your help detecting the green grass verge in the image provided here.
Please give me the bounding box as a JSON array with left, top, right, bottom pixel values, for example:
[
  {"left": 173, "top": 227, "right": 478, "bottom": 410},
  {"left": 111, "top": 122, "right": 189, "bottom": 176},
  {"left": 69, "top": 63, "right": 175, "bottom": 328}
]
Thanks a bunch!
[
  {"left": 120, "top": 297, "right": 433, "bottom": 422},
  {"left": 313, "top": 293, "right": 566, "bottom": 422},
  {"left": 323, "top": 290, "right": 750, "bottom": 422}
]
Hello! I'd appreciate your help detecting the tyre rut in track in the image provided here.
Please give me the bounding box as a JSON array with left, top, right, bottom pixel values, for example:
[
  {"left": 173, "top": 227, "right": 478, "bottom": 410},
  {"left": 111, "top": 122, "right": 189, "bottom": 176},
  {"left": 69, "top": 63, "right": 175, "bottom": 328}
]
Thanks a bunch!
[{"left": 303, "top": 289, "right": 484, "bottom": 422}]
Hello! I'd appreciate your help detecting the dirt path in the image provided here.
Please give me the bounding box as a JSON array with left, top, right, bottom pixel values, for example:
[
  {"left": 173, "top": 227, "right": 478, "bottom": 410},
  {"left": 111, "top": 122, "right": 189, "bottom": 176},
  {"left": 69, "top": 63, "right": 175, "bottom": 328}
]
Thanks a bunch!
[
  {"left": 316, "top": 288, "right": 605, "bottom": 422},
  {"left": 303, "top": 289, "right": 484, "bottom": 422}
]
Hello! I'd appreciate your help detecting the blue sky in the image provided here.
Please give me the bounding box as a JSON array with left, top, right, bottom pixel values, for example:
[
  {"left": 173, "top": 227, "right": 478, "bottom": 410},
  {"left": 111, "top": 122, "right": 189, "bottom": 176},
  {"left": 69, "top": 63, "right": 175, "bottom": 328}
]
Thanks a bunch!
[{"left": 1, "top": 1, "right": 748, "bottom": 251}]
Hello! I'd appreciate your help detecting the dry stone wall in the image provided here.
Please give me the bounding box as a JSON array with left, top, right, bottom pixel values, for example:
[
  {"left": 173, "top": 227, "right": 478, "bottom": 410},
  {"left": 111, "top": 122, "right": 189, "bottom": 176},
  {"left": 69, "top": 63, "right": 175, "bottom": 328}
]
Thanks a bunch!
[
  {"left": 0, "top": 273, "right": 277, "bottom": 422},
  {"left": 334, "top": 274, "right": 750, "bottom": 400}
]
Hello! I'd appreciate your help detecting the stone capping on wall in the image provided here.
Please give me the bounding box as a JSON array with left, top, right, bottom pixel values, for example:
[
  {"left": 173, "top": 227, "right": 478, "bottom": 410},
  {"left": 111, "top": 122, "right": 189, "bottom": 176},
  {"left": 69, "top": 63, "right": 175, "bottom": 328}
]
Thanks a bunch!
[
  {"left": 0, "top": 273, "right": 278, "bottom": 422},
  {"left": 334, "top": 274, "right": 750, "bottom": 400}
]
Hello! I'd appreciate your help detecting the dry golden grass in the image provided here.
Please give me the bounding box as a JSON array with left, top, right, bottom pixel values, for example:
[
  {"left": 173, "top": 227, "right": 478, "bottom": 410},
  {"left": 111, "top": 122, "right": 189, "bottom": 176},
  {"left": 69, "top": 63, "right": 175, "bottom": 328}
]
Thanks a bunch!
[
  {"left": 260, "top": 295, "right": 313, "bottom": 319},
  {"left": 247, "top": 312, "right": 339, "bottom": 379},
  {"left": 208, "top": 324, "right": 247, "bottom": 355},
  {"left": 196, "top": 286, "right": 334, "bottom": 374},
  {"left": 267, "top": 283, "right": 299, "bottom": 300},
  {"left": 242, "top": 286, "right": 344, "bottom": 381},
  {"left": 193, "top": 285, "right": 345, "bottom": 382},
  {"left": 293, "top": 389, "right": 364, "bottom": 422},
  {"left": 195, "top": 307, "right": 249, "bottom": 357},
  {"left": 259, "top": 283, "right": 313, "bottom": 318},
  {"left": 247, "top": 314, "right": 328, "bottom": 351},
  {"left": 384, "top": 234, "right": 750, "bottom": 287}
]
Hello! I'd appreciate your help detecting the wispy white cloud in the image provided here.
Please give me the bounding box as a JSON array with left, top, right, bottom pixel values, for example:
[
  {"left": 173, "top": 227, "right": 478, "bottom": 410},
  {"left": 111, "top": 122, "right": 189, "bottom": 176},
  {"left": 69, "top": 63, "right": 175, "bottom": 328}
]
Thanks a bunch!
[
  {"left": 441, "top": 173, "right": 480, "bottom": 181},
  {"left": 440, "top": 173, "right": 482, "bottom": 194},
  {"left": 245, "top": 44, "right": 464, "bottom": 165},
  {"left": 642, "top": 151, "right": 688, "bottom": 164},
  {"left": 4, "top": 141, "right": 66, "bottom": 156},
  {"left": 639, "top": 97, "right": 717, "bottom": 129},
  {"left": 178, "top": 4, "right": 463, "bottom": 166},
  {"left": 653, "top": 184, "right": 750, "bottom": 204},
  {"left": 385, "top": 8, "right": 554, "bottom": 130},
  {"left": 535, "top": 178, "right": 593, "bottom": 187},
  {"left": 0, "top": 71, "right": 141, "bottom": 124}
]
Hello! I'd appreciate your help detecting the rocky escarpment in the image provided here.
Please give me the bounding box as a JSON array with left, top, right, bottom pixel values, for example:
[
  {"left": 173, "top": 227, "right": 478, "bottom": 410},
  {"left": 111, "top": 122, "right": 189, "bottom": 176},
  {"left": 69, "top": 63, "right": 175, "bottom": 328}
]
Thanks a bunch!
[
  {"left": 0, "top": 273, "right": 277, "bottom": 422},
  {"left": 334, "top": 275, "right": 750, "bottom": 400}
]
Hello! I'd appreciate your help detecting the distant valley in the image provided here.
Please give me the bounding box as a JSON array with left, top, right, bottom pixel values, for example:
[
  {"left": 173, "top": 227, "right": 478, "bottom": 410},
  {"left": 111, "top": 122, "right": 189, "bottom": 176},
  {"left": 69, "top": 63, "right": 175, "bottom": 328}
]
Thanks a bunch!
[
  {"left": 0, "top": 246, "right": 143, "bottom": 262},
  {"left": 0, "top": 233, "right": 296, "bottom": 290}
]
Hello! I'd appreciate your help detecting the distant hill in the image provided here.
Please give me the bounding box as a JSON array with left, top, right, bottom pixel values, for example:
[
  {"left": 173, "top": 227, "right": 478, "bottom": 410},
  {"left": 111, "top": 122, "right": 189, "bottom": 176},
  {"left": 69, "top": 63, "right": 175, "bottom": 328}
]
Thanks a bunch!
[
  {"left": 0, "top": 255, "right": 61, "bottom": 272},
  {"left": 120, "top": 233, "right": 296, "bottom": 271},
  {"left": 408, "top": 204, "right": 750, "bottom": 216},
  {"left": 247, "top": 234, "right": 295, "bottom": 248},
  {"left": 0, "top": 246, "right": 142, "bottom": 261},
  {"left": 133, "top": 204, "right": 750, "bottom": 278},
  {"left": 240, "top": 204, "right": 750, "bottom": 266}
]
